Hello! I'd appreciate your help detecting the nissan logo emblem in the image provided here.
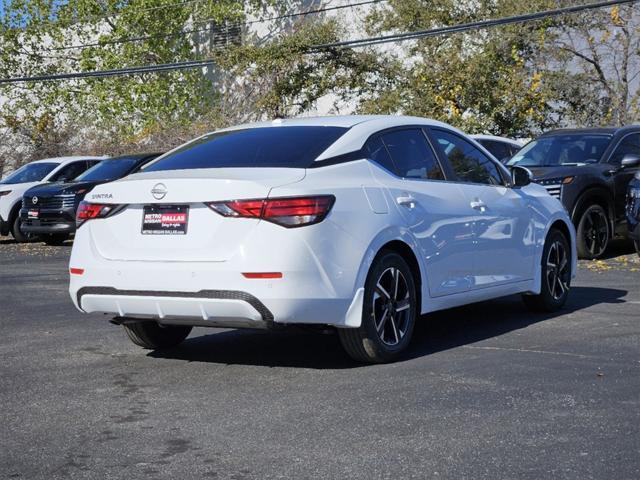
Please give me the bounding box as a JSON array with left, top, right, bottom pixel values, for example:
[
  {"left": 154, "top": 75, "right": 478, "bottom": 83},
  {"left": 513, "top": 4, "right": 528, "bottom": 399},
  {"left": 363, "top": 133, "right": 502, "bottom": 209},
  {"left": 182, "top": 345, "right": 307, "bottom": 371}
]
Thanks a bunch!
[
  {"left": 151, "top": 183, "right": 167, "bottom": 200},
  {"left": 32, "top": 196, "right": 38, "bottom": 205}
]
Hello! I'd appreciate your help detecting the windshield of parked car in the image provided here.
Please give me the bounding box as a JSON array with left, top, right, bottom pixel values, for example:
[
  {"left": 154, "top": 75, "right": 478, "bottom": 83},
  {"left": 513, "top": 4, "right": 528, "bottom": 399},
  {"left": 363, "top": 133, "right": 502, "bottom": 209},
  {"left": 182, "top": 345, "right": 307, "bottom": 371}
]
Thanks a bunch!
[
  {"left": 0, "top": 162, "right": 58, "bottom": 184},
  {"left": 507, "top": 134, "right": 612, "bottom": 167},
  {"left": 143, "top": 126, "right": 349, "bottom": 171},
  {"left": 75, "top": 158, "right": 139, "bottom": 182}
]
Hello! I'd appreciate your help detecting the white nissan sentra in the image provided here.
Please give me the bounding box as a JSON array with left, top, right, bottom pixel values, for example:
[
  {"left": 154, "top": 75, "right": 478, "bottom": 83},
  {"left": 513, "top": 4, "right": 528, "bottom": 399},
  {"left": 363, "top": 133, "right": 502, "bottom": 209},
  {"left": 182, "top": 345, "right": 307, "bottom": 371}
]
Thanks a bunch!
[{"left": 69, "top": 116, "right": 576, "bottom": 363}]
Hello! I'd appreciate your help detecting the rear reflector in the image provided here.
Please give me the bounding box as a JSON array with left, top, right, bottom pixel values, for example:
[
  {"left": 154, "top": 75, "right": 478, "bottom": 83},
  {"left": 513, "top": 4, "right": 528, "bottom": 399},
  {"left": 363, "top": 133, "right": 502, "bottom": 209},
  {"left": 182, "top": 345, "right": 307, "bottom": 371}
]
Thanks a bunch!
[
  {"left": 242, "top": 272, "right": 283, "bottom": 279},
  {"left": 208, "top": 195, "right": 335, "bottom": 228},
  {"left": 69, "top": 268, "right": 85, "bottom": 275}
]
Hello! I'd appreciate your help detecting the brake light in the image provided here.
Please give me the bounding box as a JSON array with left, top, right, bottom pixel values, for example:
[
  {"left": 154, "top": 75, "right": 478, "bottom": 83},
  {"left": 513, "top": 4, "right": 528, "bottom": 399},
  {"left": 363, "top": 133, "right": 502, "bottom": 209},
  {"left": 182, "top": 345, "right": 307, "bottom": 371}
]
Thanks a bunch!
[
  {"left": 208, "top": 195, "right": 335, "bottom": 228},
  {"left": 76, "top": 201, "right": 117, "bottom": 227},
  {"left": 69, "top": 268, "right": 85, "bottom": 275}
]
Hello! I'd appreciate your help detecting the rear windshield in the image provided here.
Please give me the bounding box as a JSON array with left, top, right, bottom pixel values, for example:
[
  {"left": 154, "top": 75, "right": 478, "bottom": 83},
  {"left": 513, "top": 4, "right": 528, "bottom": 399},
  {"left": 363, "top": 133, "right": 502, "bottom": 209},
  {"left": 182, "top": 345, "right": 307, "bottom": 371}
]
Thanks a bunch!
[
  {"left": 144, "top": 126, "right": 348, "bottom": 172},
  {"left": 75, "top": 158, "right": 139, "bottom": 182},
  {"left": 1, "top": 162, "right": 58, "bottom": 184}
]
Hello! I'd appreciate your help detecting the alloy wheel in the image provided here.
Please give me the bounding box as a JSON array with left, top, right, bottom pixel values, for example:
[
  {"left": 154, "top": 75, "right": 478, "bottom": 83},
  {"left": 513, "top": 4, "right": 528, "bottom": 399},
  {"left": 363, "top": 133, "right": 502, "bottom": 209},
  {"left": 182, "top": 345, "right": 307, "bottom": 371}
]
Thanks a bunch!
[
  {"left": 546, "top": 240, "right": 570, "bottom": 301},
  {"left": 583, "top": 208, "right": 609, "bottom": 257},
  {"left": 372, "top": 267, "right": 412, "bottom": 346}
]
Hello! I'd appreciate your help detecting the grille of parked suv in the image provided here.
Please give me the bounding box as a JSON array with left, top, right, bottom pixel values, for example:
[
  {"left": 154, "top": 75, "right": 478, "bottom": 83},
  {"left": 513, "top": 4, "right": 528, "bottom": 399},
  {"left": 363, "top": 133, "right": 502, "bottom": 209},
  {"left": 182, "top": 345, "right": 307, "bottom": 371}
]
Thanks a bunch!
[{"left": 22, "top": 194, "right": 76, "bottom": 210}]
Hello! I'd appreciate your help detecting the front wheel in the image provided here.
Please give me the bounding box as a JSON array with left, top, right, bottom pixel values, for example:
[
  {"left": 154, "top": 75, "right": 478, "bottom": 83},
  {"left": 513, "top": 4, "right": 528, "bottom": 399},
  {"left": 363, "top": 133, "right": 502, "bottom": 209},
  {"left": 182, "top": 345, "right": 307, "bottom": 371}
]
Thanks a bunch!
[
  {"left": 11, "top": 216, "right": 37, "bottom": 243},
  {"left": 338, "top": 251, "right": 418, "bottom": 363},
  {"left": 576, "top": 204, "right": 609, "bottom": 259},
  {"left": 123, "top": 322, "right": 192, "bottom": 350},
  {"left": 523, "top": 229, "right": 571, "bottom": 312}
]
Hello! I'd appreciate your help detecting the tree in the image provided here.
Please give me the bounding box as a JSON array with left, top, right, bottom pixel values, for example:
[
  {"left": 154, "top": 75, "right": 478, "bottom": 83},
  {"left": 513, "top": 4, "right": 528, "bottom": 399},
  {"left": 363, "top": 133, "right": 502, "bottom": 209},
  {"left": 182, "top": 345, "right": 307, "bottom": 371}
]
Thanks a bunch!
[
  {"left": 357, "top": 0, "right": 557, "bottom": 137},
  {"left": 214, "top": 18, "right": 382, "bottom": 121},
  {"left": 541, "top": 4, "right": 640, "bottom": 126}
]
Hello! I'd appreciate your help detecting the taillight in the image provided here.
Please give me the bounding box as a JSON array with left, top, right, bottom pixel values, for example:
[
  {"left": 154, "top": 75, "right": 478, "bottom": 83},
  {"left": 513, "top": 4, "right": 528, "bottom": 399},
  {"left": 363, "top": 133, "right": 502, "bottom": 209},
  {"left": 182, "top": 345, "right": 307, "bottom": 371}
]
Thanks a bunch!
[
  {"left": 76, "top": 201, "right": 117, "bottom": 227},
  {"left": 208, "top": 195, "right": 335, "bottom": 228}
]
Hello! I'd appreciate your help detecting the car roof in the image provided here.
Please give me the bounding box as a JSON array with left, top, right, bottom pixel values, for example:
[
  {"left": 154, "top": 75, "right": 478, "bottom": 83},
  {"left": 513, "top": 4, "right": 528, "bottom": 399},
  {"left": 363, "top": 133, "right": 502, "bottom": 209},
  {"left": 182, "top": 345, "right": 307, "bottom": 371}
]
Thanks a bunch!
[
  {"left": 104, "top": 153, "right": 161, "bottom": 161},
  {"left": 471, "top": 134, "right": 523, "bottom": 145},
  {"left": 540, "top": 126, "right": 640, "bottom": 137},
  {"left": 214, "top": 115, "right": 468, "bottom": 161},
  {"left": 143, "top": 115, "right": 490, "bottom": 170},
  {"left": 30, "top": 155, "right": 107, "bottom": 165},
  {"left": 215, "top": 115, "right": 449, "bottom": 130}
]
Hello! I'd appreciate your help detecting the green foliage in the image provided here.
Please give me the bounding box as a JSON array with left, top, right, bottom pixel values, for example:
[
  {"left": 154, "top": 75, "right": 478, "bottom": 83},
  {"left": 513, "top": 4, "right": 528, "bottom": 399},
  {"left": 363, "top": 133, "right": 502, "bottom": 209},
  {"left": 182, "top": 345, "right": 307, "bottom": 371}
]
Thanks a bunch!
[
  {"left": 214, "top": 19, "right": 382, "bottom": 119},
  {"left": 359, "top": 0, "right": 558, "bottom": 137}
]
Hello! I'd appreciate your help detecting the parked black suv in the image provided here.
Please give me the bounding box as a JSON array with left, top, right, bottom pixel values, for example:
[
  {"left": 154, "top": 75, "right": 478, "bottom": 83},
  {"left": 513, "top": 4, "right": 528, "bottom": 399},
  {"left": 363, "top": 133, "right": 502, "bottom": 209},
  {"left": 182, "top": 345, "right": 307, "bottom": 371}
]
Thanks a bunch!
[
  {"left": 21, "top": 153, "right": 160, "bottom": 244},
  {"left": 627, "top": 172, "right": 640, "bottom": 257},
  {"left": 508, "top": 127, "right": 640, "bottom": 259}
]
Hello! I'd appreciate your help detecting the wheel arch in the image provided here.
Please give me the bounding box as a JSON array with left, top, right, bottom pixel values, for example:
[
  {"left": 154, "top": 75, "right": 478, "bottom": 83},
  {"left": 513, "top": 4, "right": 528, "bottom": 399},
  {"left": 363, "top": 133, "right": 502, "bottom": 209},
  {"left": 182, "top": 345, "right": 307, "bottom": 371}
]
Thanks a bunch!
[
  {"left": 8, "top": 199, "right": 22, "bottom": 233},
  {"left": 352, "top": 228, "right": 429, "bottom": 316},
  {"left": 376, "top": 240, "right": 423, "bottom": 314},
  {"left": 570, "top": 186, "right": 615, "bottom": 233},
  {"left": 549, "top": 219, "right": 573, "bottom": 273}
]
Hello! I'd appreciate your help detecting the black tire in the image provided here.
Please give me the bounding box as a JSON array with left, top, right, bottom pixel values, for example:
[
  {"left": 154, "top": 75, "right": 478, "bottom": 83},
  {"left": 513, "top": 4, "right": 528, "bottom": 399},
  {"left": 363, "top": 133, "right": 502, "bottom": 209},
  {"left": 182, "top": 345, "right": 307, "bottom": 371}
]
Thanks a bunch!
[
  {"left": 523, "top": 229, "right": 571, "bottom": 312},
  {"left": 576, "top": 204, "right": 609, "bottom": 259},
  {"left": 123, "top": 322, "right": 192, "bottom": 350},
  {"left": 11, "top": 215, "right": 37, "bottom": 243},
  {"left": 635, "top": 240, "right": 640, "bottom": 259},
  {"left": 43, "top": 233, "right": 70, "bottom": 245},
  {"left": 338, "top": 250, "right": 418, "bottom": 363}
]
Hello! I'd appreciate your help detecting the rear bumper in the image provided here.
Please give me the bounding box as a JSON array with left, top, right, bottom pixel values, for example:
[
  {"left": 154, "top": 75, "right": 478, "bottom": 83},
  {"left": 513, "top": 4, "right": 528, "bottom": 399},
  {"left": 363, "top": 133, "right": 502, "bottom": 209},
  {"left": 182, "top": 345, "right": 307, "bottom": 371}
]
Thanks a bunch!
[
  {"left": 68, "top": 220, "right": 368, "bottom": 328},
  {"left": 77, "top": 287, "right": 276, "bottom": 329}
]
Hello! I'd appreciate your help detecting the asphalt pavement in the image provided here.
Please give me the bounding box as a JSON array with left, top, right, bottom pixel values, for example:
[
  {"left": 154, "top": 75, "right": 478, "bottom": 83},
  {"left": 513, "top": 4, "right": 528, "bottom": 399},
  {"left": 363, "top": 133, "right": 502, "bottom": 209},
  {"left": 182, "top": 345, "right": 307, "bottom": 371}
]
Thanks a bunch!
[{"left": 1, "top": 238, "right": 639, "bottom": 479}]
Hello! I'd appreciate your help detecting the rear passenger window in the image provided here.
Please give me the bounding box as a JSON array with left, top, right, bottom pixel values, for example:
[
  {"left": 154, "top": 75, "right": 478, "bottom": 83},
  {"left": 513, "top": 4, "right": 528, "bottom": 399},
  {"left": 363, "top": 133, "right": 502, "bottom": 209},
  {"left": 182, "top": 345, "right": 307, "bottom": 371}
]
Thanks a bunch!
[
  {"left": 380, "top": 129, "right": 444, "bottom": 180},
  {"left": 364, "top": 136, "right": 396, "bottom": 173},
  {"left": 431, "top": 129, "right": 503, "bottom": 185}
]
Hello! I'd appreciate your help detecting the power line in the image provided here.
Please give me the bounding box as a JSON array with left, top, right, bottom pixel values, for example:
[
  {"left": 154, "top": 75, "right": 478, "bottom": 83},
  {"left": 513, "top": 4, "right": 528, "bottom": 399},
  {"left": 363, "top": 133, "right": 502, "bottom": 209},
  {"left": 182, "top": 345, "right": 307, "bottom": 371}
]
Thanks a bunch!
[
  {"left": 0, "top": 0, "right": 635, "bottom": 85},
  {"left": 311, "top": 0, "right": 640, "bottom": 49},
  {"left": 44, "top": 0, "right": 385, "bottom": 52},
  {"left": 0, "top": 60, "right": 215, "bottom": 84}
]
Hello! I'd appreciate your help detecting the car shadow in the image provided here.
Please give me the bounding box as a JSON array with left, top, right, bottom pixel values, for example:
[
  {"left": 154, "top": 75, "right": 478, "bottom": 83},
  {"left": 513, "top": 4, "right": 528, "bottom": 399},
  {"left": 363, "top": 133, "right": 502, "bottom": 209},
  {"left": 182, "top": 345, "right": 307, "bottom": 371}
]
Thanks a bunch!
[
  {"left": 148, "top": 286, "right": 627, "bottom": 369},
  {"left": 599, "top": 239, "right": 636, "bottom": 260}
]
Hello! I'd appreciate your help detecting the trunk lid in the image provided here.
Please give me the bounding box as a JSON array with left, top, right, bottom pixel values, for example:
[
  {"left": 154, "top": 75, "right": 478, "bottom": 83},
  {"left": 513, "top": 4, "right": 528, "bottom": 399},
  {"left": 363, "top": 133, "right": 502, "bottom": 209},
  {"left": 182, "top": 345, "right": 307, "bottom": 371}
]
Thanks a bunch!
[{"left": 85, "top": 168, "right": 305, "bottom": 262}]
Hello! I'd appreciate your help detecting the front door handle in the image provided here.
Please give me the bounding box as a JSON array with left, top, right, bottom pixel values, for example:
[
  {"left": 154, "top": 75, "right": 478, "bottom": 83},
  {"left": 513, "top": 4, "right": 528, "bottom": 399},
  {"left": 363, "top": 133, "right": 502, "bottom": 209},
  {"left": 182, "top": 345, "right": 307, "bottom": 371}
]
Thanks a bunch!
[
  {"left": 396, "top": 195, "right": 416, "bottom": 208},
  {"left": 470, "top": 200, "right": 487, "bottom": 212}
]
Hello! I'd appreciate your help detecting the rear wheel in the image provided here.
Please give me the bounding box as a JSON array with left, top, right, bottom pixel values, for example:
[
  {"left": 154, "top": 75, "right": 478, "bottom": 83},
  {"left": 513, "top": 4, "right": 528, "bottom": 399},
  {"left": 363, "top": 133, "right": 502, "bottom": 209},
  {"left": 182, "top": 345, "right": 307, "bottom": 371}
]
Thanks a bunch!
[
  {"left": 338, "top": 251, "right": 418, "bottom": 363},
  {"left": 123, "top": 322, "right": 192, "bottom": 350},
  {"left": 11, "top": 216, "right": 37, "bottom": 243},
  {"left": 576, "top": 204, "right": 609, "bottom": 259},
  {"left": 523, "top": 228, "right": 571, "bottom": 312}
]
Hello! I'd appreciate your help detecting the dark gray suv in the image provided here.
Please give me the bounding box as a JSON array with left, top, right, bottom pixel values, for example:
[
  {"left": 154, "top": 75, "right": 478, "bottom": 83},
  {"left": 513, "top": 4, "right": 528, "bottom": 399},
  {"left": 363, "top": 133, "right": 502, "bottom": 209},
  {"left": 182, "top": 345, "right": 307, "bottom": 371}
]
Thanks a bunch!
[{"left": 508, "top": 127, "right": 640, "bottom": 259}]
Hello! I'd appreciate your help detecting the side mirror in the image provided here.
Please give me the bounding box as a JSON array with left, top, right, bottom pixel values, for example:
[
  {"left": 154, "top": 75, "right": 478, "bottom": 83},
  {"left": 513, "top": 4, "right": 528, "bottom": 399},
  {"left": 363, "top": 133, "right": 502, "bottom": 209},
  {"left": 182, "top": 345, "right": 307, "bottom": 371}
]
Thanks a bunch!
[
  {"left": 620, "top": 153, "right": 640, "bottom": 169},
  {"left": 511, "top": 165, "right": 532, "bottom": 188}
]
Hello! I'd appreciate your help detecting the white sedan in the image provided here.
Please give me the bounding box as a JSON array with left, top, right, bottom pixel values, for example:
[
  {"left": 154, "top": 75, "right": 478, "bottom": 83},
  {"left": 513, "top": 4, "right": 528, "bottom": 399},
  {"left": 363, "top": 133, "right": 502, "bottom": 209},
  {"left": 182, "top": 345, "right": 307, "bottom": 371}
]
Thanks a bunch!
[
  {"left": 0, "top": 156, "right": 106, "bottom": 242},
  {"left": 68, "top": 116, "right": 576, "bottom": 363}
]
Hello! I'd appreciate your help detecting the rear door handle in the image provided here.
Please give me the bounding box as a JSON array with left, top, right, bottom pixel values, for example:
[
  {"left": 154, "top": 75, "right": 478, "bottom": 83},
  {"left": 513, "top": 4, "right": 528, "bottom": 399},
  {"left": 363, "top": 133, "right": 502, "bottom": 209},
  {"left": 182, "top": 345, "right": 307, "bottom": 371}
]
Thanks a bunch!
[
  {"left": 396, "top": 195, "right": 416, "bottom": 208},
  {"left": 470, "top": 200, "right": 487, "bottom": 212}
]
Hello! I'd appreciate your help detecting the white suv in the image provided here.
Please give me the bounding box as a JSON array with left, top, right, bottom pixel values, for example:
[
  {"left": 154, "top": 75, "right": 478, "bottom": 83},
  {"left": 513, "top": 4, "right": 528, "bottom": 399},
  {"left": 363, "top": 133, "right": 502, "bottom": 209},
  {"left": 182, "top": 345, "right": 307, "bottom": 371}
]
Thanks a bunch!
[
  {"left": 0, "top": 156, "right": 105, "bottom": 242},
  {"left": 69, "top": 116, "right": 576, "bottom": 363}
]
